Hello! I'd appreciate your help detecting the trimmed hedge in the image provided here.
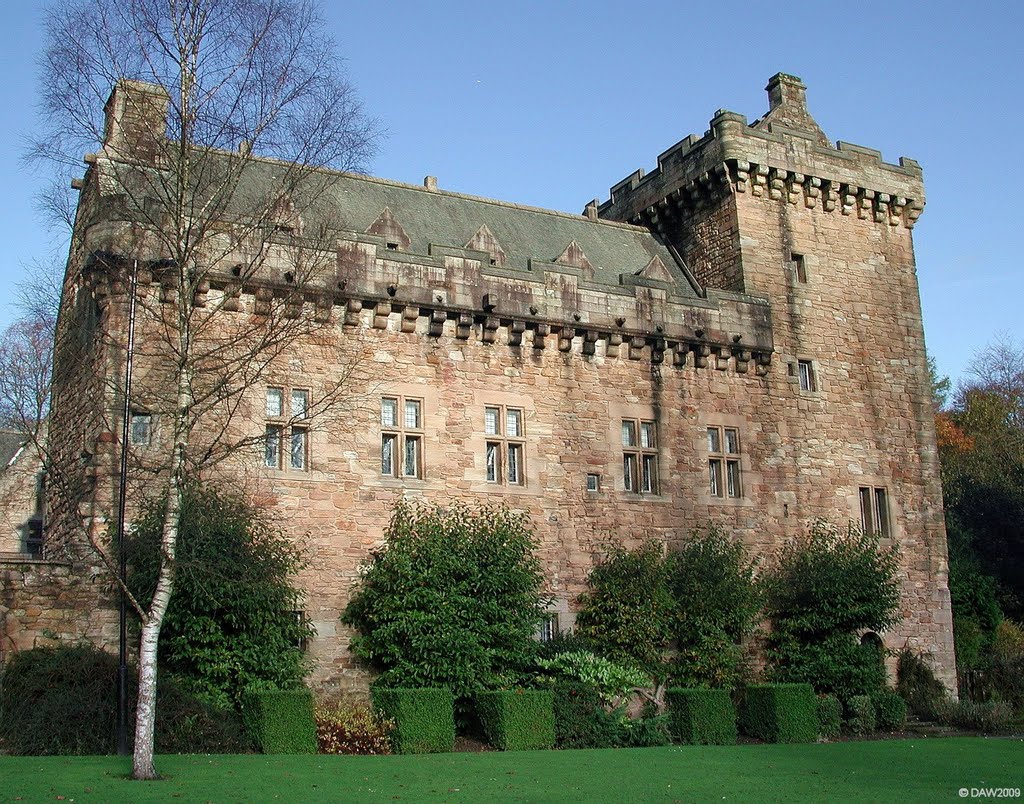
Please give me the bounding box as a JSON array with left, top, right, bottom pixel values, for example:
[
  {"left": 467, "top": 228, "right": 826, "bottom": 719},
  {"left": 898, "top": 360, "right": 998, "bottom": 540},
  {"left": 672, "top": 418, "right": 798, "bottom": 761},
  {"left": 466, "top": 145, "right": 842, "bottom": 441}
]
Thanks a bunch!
[
  {"left": 739, "top": 683, "right": 817, "bottom": 743},
  {"left": 0, "top": 645, "right": 249, "bottom": 755},
  {"left": 846, "top": 694, "right": 876, "bottom": 735},
  {"left": 665, "top": 688, "right": 737, "bottom": 745},
  {"left": 817, "top": 694, "right": 842, "bottom": 739},
  {"left": 372, "top": 688, "right": 455, "bottom": 754},
  {"left": 476, "top": 690, "right": 554, "bottom": 751},
  {"left": 871, "top": 689, "right": 907, "bottom": 731},
  {"left": 551, "top": 681, "right": 618, "bottom": 748},
  {"left": 241, "top": 689, "right": 316, "bottom": 754}
]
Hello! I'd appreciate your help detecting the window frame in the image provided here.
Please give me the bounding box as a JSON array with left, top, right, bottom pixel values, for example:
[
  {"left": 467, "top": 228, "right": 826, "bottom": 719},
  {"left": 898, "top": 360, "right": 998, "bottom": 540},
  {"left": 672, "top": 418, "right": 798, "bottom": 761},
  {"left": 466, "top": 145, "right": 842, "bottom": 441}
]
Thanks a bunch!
[
  {"left": 707, "top": 425, "right": 743, "bottom": 499},
  {"left": 381, "top": 395, "right": 424, "bottom": 479},
  {"left": 797, "top": 360, "right": 816, "bottom": 392},
  {"left": 622, "top": 418, "right": 658, "bottom": 495},
  {"left": 483, "top": 404, "right": 526, "bottom": 486},
  {"left": 264, "top": 385, "right": 311, "bottom": 472},
  {"left": 129, "top": 411, "right": 153, "bottom": 446},
  {"left": 859, "top": 486, "right": 891, "bottom": 537}
]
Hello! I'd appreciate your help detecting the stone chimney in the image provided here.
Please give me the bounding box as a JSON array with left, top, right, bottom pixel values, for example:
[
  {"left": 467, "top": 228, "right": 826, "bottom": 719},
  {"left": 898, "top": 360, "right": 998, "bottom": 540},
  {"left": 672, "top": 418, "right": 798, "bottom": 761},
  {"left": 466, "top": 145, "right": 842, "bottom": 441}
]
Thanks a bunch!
[
  {"left": 102, "top": 79, "right": 170, "bottom": 163},
  {"left": 757, "top": 73, "right": 830, "bottom": 146}
]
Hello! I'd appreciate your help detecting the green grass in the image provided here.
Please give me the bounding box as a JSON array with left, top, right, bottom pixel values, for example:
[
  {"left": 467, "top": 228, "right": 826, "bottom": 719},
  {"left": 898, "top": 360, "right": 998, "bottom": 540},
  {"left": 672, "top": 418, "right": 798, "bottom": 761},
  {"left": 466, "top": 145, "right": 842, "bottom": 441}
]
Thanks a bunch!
[{"left": 2, "top": 738, "right": 1020, "bottom": 802}]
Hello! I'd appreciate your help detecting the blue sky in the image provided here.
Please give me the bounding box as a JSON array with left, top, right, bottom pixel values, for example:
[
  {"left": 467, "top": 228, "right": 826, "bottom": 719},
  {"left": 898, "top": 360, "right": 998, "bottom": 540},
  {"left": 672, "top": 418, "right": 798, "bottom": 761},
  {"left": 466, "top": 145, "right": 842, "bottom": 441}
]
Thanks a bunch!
[{"left": 0, "top": 0, "right": 1020, "bottom": 385}]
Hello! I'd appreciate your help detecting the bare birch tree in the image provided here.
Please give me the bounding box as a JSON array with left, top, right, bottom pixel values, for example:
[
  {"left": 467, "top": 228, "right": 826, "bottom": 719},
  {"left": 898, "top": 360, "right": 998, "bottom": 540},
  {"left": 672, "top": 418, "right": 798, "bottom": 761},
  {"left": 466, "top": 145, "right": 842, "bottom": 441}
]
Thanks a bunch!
[{"left": 32, "top": 0, "right": 378, "bottom": 779}]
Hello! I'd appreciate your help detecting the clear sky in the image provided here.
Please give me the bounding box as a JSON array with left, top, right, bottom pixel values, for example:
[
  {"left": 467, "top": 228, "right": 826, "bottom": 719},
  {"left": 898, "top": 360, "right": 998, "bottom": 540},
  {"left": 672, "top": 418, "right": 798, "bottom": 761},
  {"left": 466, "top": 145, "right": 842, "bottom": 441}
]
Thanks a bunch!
[{"left": 0, "top": 0, "right": 1020, "bottom": 385}]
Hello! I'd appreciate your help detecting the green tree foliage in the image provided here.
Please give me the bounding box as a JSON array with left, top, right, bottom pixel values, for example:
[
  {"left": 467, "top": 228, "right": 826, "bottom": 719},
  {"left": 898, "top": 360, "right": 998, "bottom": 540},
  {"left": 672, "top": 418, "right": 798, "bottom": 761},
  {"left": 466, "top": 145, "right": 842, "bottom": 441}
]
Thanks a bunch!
[
  {"left": 764, "top": 520, "right": 899, "bottom": 701},
  {"left": 940, "top": 337, "right": 1024, "bottom": 619},
  {"left": 342, "top": 501, "right": 548, "bottom": 700},
  {"left": 575, "top": 542, "right": 673, "bottom": 677},
  {"left": 127, "top": 484, "right": 312, "bottom": 711},
  {"left": 669, "top": 527, "right": 760, "bottom": 688}
]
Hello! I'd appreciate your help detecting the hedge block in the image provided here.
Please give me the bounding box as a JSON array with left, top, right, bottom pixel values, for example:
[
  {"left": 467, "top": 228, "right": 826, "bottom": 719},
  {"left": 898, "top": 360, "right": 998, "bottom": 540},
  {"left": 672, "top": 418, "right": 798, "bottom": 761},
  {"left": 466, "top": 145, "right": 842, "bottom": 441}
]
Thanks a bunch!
[
  {"left": 739, "top": 684, "right": 817, "bottom": 743},
  {"left": 240, "top": 689, "right": 316, "bottom": 754},
  {"left": 476, "top": 690, "right": 555, "bottom": 751},
  {"left": 871, "top": 689, "right": 908, "bottom": 731},
  {"left": 666, "top": 688, "right": 737, "bottom": 745},
  {"left": 372, "top": 688, "right": 455, "bottom": 754},
  {"left": 817, "top": 694, "right": 842, "bottom": 739}
]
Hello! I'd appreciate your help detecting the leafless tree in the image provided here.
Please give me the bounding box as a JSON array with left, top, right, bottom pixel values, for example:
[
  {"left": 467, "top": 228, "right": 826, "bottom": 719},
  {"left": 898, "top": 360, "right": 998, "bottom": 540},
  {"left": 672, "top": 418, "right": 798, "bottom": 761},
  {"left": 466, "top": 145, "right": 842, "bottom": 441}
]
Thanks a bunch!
[{"left": 33, "top": 0, "right": 379, "bottom": 778}]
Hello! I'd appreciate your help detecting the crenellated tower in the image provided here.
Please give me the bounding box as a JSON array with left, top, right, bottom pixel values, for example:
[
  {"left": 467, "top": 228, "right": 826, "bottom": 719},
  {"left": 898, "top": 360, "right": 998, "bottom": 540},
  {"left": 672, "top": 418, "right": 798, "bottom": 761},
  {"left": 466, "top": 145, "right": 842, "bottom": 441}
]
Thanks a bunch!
[{"left": 599, "top": 73, "right": 954, "bottom": 688}]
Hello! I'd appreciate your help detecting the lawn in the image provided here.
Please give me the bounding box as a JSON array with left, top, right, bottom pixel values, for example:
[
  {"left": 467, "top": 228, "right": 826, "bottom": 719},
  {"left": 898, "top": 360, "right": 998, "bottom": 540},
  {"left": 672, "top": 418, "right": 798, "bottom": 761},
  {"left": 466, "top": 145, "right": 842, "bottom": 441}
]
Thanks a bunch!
[{"left": 3, "top": 738, "right": 1021, "bottom": 802}]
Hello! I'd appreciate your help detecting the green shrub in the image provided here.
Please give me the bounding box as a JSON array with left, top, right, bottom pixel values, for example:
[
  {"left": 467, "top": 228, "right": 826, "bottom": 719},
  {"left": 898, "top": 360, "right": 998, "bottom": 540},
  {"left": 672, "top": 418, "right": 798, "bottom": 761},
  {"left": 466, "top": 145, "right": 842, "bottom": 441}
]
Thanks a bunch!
[
  {"left": 669, "top": 527, "right": 760, "bottom": 689},
  {"left": 127, "top": 484, "right": 312, "bottom": 710},
  {"left": 372, "top": 688, "right": 455, "bottom": 754},
  {"left": 896, "top": 649, "right": 947, "bottom": 719},
  {"left": 576, "top": 542, "right": 674, "bottom": 678},
  {"left": 665, "top": 688, "right": 737, "bottom": 745},
  {"left": 536, "top": 650, "right": 648, "bottom": 705},
  {"left": 846, "top": 694, "right": 876, "bottom": 735},
  {"left": 739, "top": 683, "right": 817, "bottom": 743},
  {"left": 476, "top": 690, "right": 554, "bottom": 751},
  {"left": 618, "top": 711, "right": 671, "bottom": 747},
  {"left": 314, "top": 700, "right": 393, "bottom": 755},
  {"left": 872, "top": 690, "right": 908, "bottom": 731},
  {"left": 988, "top": 620, "right": 1024, "bottom": 712},
  {"left": 344, "top": 503, "right": 548, "bottom": 701},
  {"left": 764, "top": 521, "right": 899, "bottom": 700},
  {"left": 816, "top": 694, "right": 842, "bottom": 739},
  {"left": 241, "top": 689, "right": 316, "bottom": 754},
  {"left": 550, "top": 681, "right": 619, "bottom": 749},
  {"left": 0, "top": 645, "right": 248, "bottom": 755},
  {"left": 935, "top": 699, "right": 1014, "bottom": 733}
]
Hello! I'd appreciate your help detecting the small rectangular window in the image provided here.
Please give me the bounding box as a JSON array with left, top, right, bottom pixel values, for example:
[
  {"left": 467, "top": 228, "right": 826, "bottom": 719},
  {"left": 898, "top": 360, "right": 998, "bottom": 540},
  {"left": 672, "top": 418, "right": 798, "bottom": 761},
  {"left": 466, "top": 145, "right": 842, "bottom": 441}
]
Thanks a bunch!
[
  {"left": 266, "top": 387, "right": 284, "bottom": 417},
  {"left": 860, "top": 486, "right": 890, "bottom": 537},
  {"left": 622, "top": 419, "right": 657, "bottom": 494},
  {"left": 586, "top": 473, "right": 601, "bottom": 492},
  {"left": 708, "top": 425, "right": 742, "bottom": 499},
  {"left": 290, "top": 428, "right": 307, "bottom": 470},
  {"left": 265, "top": 424, "right": 282, "bottom": 468},
  {"left": 130, "top": 413, "right": 152, "bottom": 446},
  {"left": 792, "top": 253, "right": 807, "bottom": 283},
  {"left": 483, "top": 405, "right": 526, "bottom": 486},
  {"left": 538, "top": 613, "right": 559, "bottom": 643},
  {"left": 381, "top": 396, "right": 424, "bottom": 479},
  {"left": 798, "top": 360, "right": 816, "bottom": 392},
  {"left": 291, "top": 390, "right": 309, "bottom": 419}
]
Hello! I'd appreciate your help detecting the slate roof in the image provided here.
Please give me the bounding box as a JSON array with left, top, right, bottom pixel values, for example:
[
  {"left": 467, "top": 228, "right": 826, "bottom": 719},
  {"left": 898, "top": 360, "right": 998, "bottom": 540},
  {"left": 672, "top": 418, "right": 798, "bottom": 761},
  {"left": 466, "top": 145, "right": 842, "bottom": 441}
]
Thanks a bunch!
[
  {"left": 0, "top": 429, "right": 27, "bottom": 472},
  {"left": 234, "top": 161, "right": 700, "bottom": 298}
]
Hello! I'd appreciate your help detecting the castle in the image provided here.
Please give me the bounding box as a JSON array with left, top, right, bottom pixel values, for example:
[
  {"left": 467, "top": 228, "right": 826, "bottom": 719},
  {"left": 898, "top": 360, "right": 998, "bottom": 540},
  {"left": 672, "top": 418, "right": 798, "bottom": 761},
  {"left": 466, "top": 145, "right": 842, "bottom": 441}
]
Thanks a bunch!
[{"left": 0, "top": 73, "right": 956, "bottom": 692}]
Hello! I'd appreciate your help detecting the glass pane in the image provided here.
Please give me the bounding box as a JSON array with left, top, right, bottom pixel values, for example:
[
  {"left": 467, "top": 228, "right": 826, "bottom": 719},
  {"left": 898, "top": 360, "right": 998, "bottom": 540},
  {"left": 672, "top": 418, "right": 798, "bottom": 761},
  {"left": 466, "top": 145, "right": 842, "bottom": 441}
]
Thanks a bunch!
[
  {"left": 727, "top": 460, "right": 741, "bottom": 498},
  {"left": 290, "top": 429, "right": 306, "bottom": 470},
  {"left": 707, "top": 427, "right": 720, "bottom": 454},
  {"left": 486, "top": 442, "right": 498, "bottom": 482},
  {"left": 404, "top": 436, "right": 419, "bottom": 477},
  {"left": 859, "top": 487, "right": 874, "bottom": 534},
  {"left": 404, "top": 399, "right": 421, "bottom": 429},
  {"left": 586, "top": 474, "right": 599, "bottom": 492},
  {"left": 875, "top": 488, "right": 890, "bottom": 537},
  {"left": 266, "top": 387, "right": 283, "bottom": 417},
  {"left": 622, "top": 421, "right": 637, "bottom": 447},
  {"left": 507, "top": 444, "right": 522, "bottom": 485},
  {"left": 381, "top": 434, "right": 395, "bottom": 475},
  {"left": 799, "top": 361, "right": 813, "bottom": 391},
  {"left": 264, "top": 425, "right": 281, "bottom": 468},
  {"left": 641, "top": 454, "right": 657, "bottom": 493},
  {"left": 130, "top": 414, "right": 151, "bottom": 445},
  {"left": 507, "top": 409, "right": 523, "bottom": 438},
  {"left": 640, "top": 421, "right": 655, "bottom": 449},
  {"left": 709, "top": 459, "right": 721, "bottom": 496},
  {"left": 623, "top": 454, "right": 637, "bottom": 492},
  {"left": 381, "top": 398, "right": 397, "bottom": 428},
  {"left": 725, "top": 429, "right": 739, "bottom": 454},
  {"left": 485, "top": 407, "right": 500, "bottom": 436},
  {"left": 291, "top": 390, "right": 309, "bottom": 419}
]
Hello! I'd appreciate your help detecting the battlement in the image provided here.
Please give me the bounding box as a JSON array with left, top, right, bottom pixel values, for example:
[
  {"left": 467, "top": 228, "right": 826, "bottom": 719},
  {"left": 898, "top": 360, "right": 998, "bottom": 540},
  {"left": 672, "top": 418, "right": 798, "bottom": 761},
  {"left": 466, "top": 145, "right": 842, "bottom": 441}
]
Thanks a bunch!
[{"left": 598, "top": 74, "right": 925, "bottom": 232}]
